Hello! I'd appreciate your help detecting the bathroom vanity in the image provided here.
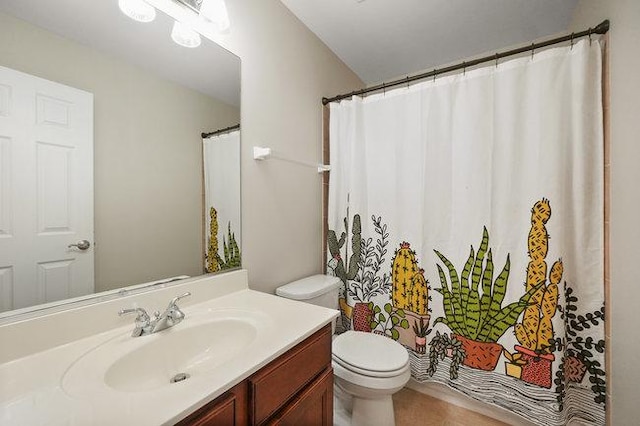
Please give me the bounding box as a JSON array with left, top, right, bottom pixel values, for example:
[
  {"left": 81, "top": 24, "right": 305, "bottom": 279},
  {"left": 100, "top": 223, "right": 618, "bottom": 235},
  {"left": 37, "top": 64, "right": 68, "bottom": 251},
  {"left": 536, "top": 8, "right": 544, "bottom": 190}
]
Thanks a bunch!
[
  {"left": 179, "top": 325, "right": 332, "bottom": 425},
  {"left": 0, "top": 270, "right": 338, "bottom": 425}
]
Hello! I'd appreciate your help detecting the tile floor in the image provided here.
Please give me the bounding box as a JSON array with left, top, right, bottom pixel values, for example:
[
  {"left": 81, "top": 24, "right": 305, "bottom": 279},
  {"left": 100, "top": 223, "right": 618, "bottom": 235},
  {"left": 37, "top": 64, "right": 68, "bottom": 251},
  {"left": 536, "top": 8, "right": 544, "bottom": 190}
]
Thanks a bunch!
[{"left": 393, "top": 388, "right": 510, "bottom": 426}]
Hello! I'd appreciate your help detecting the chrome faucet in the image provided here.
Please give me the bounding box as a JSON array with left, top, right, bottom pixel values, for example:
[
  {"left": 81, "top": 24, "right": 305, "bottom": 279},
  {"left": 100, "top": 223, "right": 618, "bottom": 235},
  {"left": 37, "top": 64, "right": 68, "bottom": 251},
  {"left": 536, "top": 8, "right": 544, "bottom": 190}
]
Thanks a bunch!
[
  {"left": 118, "top": 307, "right": 152, "bottom": 337},
  {"left": 119, "top": 292, "right": 191, "bottom": 337}
]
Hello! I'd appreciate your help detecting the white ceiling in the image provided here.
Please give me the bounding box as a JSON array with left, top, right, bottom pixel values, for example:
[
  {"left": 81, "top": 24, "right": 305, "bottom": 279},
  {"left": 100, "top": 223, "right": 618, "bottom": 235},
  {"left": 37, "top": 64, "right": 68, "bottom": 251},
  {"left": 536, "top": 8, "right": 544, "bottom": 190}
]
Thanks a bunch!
[
  {"left": 280, "top": 0, "right": 578, "bottom": 85},
  {"left": 0, "top": 0, "right": 240, "bottom": 106}
]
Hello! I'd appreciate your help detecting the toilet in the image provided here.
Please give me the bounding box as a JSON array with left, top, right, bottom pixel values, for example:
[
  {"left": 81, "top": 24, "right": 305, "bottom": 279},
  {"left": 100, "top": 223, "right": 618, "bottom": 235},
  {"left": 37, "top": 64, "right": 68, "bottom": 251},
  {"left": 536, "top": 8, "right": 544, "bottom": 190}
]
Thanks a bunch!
[{"left": 276, "top": 275, "right": 411, "bottom": 426}]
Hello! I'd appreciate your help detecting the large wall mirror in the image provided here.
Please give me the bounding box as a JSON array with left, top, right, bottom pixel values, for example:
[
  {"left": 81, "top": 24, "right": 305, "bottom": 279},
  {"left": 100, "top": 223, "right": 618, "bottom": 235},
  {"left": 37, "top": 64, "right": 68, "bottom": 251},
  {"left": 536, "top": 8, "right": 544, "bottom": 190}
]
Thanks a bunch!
[{"left": 0, "top": 0, "right": 241, "bottom": 317}]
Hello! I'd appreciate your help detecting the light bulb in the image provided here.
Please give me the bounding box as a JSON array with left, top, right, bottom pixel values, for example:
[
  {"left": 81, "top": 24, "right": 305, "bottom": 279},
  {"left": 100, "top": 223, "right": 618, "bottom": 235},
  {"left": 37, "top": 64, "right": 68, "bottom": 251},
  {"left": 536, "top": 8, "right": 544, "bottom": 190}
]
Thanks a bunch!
[
  {"left": 118, "top": 0, "right": 156, "bottom": 23},
  {"left": 199, "top": 0, "right": 230, "bottom": 33},
  {"left": 171, "top": 21, "right": 202, "bottom": 48}
]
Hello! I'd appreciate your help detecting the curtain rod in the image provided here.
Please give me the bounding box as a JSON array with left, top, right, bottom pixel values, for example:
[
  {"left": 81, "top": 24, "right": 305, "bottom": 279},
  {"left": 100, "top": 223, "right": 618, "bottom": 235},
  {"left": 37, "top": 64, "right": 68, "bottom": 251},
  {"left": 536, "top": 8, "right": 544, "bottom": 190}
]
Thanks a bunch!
[
  {"left": 322, "top": 20, "right": 609, "bottom": 105},
  {"left": 201, "top": 124, "right": 240, "bottom": 139}
]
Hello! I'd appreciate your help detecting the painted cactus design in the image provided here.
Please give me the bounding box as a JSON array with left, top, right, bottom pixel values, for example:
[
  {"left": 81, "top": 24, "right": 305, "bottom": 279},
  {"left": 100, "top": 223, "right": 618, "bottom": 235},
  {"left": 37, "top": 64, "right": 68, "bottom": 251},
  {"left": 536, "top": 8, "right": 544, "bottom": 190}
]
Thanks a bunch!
[
  {"left": 328, "top": 213, "right": 362, "bottom": 287},
  {"left": 392, "top": 242, "right": 417, "bottom": 308},
  {"left": 434, "top": 227, "right": 543, "bottom": 343},
  {"left": 410, "top": 269, "right": 429, "bottom": 315},
  {"left": 328, "top": 212, "right": 362, "bottom": 331},
  {"left": 206, "top": 207, "right": 220, "bottom": 273},
  {"left": 218, "top": 222, "right": 241, "bottom": 270},
  {"left": 392, "top": 243, "right": 429, "bottom": 314},
  {"left": 515, "top": 198, "right": 563, "bottom": 354}
]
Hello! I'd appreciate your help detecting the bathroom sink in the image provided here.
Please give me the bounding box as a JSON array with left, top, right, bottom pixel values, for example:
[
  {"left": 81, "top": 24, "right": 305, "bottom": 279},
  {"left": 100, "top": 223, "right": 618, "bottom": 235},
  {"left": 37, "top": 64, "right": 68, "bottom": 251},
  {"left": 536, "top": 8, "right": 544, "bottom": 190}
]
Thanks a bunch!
[
  {"left": 62, "top": 309, "right": 271, "bottom": 397},
  {"left": 104, "top": 319, "right": 256, "bottom": 392}
]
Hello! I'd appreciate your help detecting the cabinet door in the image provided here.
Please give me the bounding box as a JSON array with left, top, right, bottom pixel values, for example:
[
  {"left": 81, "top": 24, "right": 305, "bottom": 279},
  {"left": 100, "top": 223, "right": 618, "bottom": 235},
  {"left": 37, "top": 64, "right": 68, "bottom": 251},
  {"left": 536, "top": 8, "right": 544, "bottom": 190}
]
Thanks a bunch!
[
  {"left": 186, "top": 394, "right": 236, "bottom": 426},
  {"left": 268, "top": 367, "right": 333, "bottom": 426},
  {"left": 176, "top": 382, "right": 248, "bottom": 426},
  {"left": 250, "top": 325, "right": 332, "bottom": 425}
]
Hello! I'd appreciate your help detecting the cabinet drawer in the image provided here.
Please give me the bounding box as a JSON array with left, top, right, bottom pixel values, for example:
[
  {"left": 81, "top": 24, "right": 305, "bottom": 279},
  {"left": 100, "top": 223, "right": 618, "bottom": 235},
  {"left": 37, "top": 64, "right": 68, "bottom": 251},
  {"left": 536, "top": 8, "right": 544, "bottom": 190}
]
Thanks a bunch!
[
  {"left": 176, "top": 381, "right": 248, "bottom": 426},
  {"left": 177, "top": 393, "right": 235, "bottom": 426},
  {"left": 249, "top": 325, "right": 332, "bottom": 425},
  {"left": 267, "top": 367, "right": 333, "bottom": 426}
]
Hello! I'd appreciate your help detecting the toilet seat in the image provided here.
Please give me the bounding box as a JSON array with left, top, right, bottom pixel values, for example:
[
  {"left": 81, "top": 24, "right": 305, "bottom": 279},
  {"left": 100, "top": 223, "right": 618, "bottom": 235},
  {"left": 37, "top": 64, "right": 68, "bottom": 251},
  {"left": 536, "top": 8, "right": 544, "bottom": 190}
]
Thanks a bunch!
[
  {"left": 332, "top": 357, "right": 411, "bottom": 392},
  {"left": 332, "top": 331, "right": 409, "bottom": 377},
  {"left": 333, "top": 331, "right": 409, "bottom": 371},
  {"left": 332, "top": 354, "right": 408, "bottom": 378}
]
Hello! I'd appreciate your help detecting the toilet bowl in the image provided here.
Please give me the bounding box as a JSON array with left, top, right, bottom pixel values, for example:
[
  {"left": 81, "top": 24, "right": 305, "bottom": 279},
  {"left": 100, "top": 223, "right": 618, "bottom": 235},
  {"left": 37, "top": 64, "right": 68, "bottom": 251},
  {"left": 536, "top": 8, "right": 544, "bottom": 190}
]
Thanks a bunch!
[
  {"left": 276, "top": 275, "right": 411, "bottom": 426},
  {"left": 332, "top": 330, "right": 411, "bottom": 426}
]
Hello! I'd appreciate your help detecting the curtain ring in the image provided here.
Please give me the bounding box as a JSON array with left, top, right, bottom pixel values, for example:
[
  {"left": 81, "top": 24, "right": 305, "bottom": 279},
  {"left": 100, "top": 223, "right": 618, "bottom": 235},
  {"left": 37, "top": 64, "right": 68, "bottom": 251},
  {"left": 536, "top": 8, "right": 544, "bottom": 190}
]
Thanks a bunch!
[
  {"left": 406, "top": 76, "right": 410, "bottom": 90},
  {"left": 588, "top": 27, "right": 593, "bottom": 45},
  {"left": 433, "top": 69, "right": 436, "bottom": 83},
  {"left": 382, "top": 82, "right": 386, "bottom": 96},
  {"left": 531, "top": 43, "right": 535, "bottom": 60},
  {"left": 570, "top": 32, "right": 575, "bottom": 49},
  {"left": 462, "top": 61, "right": 466, "bottom": 76},
  {"left": 495, "top": 53, "right": 499, "bottom": 68}
]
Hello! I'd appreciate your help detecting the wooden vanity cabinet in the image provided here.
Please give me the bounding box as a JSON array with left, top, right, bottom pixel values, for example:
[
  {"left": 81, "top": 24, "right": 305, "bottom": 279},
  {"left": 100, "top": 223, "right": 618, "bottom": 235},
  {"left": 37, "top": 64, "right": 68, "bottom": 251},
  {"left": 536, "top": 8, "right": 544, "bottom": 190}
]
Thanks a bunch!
[
  {"left": 266, "top": 367, "right": 333, "bottom": 426},
  {"left": 176, "top": 381, "right": 249, "bottom": 426},
  {"left": 177, "top": 324, "right": 333, "bottom": 426}
]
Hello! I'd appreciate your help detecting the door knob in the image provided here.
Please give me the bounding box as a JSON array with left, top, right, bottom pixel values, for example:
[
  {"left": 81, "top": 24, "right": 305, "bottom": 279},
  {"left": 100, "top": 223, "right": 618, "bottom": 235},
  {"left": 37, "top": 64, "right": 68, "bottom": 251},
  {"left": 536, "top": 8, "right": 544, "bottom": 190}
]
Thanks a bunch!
[{"left": 68, "top": 240, "right": 91, "bottom": 250}]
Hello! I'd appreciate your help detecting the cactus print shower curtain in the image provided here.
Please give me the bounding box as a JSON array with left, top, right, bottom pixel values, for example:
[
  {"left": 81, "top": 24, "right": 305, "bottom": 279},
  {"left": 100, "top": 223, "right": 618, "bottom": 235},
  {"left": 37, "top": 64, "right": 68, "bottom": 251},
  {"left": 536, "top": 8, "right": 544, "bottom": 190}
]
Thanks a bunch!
[
  {"left": 327, "top": 39, "right": 605, "bottom": 425},
  {"left": 203, "top": 130, "right": 242, "bottom": 272}
]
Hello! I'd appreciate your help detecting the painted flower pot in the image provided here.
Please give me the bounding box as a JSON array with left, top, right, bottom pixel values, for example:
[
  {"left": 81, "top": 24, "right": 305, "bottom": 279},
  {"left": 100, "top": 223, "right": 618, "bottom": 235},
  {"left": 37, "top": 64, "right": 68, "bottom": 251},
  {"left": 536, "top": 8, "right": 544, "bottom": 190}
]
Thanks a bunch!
[
  {"left": 505, "top": 362, "right": 523, "bottom": 379},
  {"left": 564, "top": 355, "right": 588, "bottom": 383},
  {"left": 515, "top": 345, "right": 555, "bottom": 389},
  {"left": 352, "top": 302, "right": 373, "bottom": 332},
  {"left": 339, "top": 297, "right": 354, "bottom": 319},
  {"left": 396, "top": 311, "right": 430, "bottom": 350},
  {"left": 415, "top": 336, "right": 427, "bottom": 354},
  {"left": 453, "top": 334, "right": 502, "bottom": 371},
  {"left": 337, "top": 298, "right": 354, "bottom": 333}
]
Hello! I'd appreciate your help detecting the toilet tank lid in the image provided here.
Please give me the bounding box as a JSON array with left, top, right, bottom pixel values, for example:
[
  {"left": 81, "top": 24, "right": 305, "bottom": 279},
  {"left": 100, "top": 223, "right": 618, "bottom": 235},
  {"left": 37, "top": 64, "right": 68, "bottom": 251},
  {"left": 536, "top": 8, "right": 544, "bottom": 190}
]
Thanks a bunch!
[{"left": 276, "top": 275, "right": 341, "bottom": 300}]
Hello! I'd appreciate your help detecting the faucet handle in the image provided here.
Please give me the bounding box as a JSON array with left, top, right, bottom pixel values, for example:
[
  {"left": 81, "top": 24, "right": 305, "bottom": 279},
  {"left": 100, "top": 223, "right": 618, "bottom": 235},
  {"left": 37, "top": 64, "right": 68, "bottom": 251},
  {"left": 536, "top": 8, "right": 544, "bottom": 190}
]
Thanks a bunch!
[
  {"left": 169, "top": 292, "right": 191, "bottom": 307},
  {"left": 119, "top": 307, "right": 151, "bottom": 337},
  {"left": 118, "top": 307, "right": 150, "bottom": 320},
  {"left": 165, "top": 292, "right": 191, "bottom": 326}
]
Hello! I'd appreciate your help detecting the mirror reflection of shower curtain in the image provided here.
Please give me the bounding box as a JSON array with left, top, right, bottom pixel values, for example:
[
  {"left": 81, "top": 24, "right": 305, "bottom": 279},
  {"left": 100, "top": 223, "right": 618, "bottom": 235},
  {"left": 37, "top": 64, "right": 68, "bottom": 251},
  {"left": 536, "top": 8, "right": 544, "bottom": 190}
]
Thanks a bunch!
[{"left": 203, "top": 129, "right": 241, "bottom": 272}]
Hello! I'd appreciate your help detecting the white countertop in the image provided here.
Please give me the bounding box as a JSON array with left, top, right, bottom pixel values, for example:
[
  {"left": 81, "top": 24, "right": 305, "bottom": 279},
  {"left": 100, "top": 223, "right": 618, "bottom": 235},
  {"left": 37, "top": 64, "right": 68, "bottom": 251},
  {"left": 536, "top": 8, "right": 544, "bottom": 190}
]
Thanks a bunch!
[{"left": 0, "top": 288, "right": 337, "bottom": 425}]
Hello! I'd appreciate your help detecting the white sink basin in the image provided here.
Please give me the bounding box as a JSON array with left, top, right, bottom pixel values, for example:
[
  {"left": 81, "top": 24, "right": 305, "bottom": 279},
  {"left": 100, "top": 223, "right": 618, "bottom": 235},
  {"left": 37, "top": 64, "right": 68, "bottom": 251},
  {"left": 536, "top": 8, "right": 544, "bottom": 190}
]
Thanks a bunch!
[
  {"left": 62, "top": 308, "right": 271, "bottom": 397},
  {"left": 104, "top": 319, "right": 257, "bottom": 392}
]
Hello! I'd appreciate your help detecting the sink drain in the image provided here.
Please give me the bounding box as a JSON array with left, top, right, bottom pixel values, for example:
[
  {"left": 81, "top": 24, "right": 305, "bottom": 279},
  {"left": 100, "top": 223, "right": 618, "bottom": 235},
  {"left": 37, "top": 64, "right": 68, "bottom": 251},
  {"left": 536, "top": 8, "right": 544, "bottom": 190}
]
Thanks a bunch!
[{"left": 170, "top": 372, "right": 190, "bottom": 384}]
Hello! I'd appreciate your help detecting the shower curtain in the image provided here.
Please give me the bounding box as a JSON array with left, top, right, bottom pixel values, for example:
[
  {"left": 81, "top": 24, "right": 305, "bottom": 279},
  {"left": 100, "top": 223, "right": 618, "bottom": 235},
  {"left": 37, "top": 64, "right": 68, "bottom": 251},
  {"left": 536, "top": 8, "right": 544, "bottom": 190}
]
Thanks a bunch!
[
  {"left": 327, "top": 39, "right": 605, "bottom": 425},
  {"left": 203, "top": 129, "right": 241, "bottom": 272}
]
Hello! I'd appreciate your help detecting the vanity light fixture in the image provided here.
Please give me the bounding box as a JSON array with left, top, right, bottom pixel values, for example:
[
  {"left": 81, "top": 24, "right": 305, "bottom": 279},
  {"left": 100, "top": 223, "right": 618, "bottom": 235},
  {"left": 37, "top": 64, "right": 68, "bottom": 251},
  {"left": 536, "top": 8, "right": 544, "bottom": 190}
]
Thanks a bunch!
[
  {"left": 118, "top": 0, "right": 157, "bottom": 23},
  {"left": 119, "top": 0, "right": 229, "bottom": 49},
  {"left": 199, "top": 0, "right": 230, "bottom": 33},
  {"left": 173, "top": 0, "right": 231, "bottom": 33},
  {"left": 171, "top": 20, "right": 202, "bottom": 48}
]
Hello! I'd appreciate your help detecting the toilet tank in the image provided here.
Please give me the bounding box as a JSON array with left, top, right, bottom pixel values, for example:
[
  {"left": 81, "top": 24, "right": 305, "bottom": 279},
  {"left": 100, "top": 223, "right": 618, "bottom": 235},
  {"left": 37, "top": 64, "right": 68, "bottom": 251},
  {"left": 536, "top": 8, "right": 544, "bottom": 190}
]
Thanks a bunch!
[{"left": 275, "top": 275, "right": 341, "bottom": 310}]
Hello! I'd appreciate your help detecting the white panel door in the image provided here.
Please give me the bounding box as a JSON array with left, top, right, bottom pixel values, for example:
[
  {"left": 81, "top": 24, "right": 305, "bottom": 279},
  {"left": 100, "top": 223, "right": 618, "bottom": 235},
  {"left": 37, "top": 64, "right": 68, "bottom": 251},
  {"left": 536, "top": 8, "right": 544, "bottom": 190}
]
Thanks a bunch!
[{"left": 0, "top": 66, "right": 93, "bottom": 312}]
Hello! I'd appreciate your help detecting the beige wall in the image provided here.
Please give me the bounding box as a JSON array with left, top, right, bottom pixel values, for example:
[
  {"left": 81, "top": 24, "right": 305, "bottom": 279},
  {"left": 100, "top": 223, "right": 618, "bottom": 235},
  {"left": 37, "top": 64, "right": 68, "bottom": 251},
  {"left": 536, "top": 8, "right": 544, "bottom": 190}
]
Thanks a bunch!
[
  {"left": 208, "top": 0, "right": 363, "bottom": 293},
  {"left": 571, "top": 2, "right": 640, "bottom": 424},
  {"left": 0, "top": 12, "right": 240, "bottom": 292}
]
